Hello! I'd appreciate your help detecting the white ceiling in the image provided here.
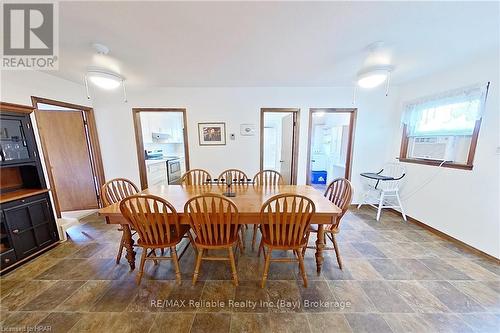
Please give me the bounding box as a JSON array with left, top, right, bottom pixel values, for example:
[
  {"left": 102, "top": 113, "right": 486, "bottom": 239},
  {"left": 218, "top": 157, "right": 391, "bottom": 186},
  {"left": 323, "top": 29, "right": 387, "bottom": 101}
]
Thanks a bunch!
[{"left": 53, "top": 1, "right": 499, "bottom": 87}]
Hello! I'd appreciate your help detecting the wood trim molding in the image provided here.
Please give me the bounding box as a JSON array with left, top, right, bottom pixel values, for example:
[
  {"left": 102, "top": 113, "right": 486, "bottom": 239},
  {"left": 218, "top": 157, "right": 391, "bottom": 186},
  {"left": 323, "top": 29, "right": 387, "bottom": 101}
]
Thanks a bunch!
[
  {"left": 395, "top": 209, "right": 499, "bottom": 263},
  {"left": 398, "top": 158, "right": 473, "bottom": 170},
  {"left": 31, "top": 96, "right": 92, "bottom": 111},
  {"left": 306, "top": 108, "right": 357, "bottom": 185},
  {"left": 132, "top": 109, "right": 147, "bottom": 190},
  {"left": 31, "top": 97, "right": 106, "bottom": 216},
  {"left": 0, "top": 102, "right": 35, "bottom": 114},
  {"left": 132, "top": 108, "right": 190, "bottom": 190},
  {"left": 399, "top": 119, "right": 481, "bottom": 171},
  {"left": 260, "top": 108, "right": 300, "bottom": 185},
  {"left": 353, "top": 205, "right": 500, "bottom": 264}
]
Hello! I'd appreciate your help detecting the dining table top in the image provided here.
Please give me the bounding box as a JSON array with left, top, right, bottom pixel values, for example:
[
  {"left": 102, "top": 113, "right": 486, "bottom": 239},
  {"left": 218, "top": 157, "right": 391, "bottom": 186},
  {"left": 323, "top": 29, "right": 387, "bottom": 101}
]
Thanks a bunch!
[{"left": 98, "top": 184, "right": 341, "bottom": 224}]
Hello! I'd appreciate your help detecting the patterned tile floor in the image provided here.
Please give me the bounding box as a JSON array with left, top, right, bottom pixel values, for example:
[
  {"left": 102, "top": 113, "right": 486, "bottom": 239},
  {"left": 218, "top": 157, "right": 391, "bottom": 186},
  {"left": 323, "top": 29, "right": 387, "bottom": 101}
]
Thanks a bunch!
[{"left": 1, "top": 207, "right": 499, "bottom": 333}]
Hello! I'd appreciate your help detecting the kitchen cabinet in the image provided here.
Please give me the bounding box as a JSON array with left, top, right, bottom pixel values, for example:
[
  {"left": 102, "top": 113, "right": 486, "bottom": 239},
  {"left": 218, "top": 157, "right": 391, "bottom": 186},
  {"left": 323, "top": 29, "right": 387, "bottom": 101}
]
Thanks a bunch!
[
  {"left": 140, "top": 112, "right": 185, "bottom": 144},
  {"left": 0, "top": 102, "right": 59, "bottom": 274},
  {"left": 146, "top": 160, "right": 167, "bottom": 186}
]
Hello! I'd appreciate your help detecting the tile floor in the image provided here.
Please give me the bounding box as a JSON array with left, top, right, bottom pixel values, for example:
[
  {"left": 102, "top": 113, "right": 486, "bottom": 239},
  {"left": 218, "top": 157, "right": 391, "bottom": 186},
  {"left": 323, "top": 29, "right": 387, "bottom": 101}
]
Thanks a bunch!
[{"left": 1, "top": 207, "right": 499, "bottom": 333}]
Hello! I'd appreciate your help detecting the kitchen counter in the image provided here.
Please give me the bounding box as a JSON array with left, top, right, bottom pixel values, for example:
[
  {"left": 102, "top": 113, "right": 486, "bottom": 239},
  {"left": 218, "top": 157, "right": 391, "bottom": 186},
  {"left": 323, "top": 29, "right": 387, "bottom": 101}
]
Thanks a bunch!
[{"left": 145, "top": 159, "right": 168, "bottom": 166}]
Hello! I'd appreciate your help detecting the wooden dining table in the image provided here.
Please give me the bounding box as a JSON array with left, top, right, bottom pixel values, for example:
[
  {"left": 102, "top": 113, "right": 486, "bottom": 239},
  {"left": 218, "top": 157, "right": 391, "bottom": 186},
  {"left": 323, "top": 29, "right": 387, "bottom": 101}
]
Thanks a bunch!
[{"left": 98, "top": 183, "right": 341, "bottom": 274}]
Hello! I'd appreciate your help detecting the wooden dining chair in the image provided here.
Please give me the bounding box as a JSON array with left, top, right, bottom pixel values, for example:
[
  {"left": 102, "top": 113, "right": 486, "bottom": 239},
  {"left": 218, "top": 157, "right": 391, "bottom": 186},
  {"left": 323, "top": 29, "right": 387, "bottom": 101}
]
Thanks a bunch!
[
  {"left": 251, "top": 170, "right": 285, "bottom": 250},
  {"left": 258, "top": 194, "right": 315, "bottom": 288},
  {"left": 184, "top": 193, "right": 240, "bottom": 286},
  {"left": 120, "top": 194, "right": 192, "bottom": 285},
  {"left": 180, "top": 169, "right": 211, "bottom": 185},
  {"left": 253, "top": 170, "right": 284, "bottom": 186},
  {"left": 218, "top": 169, "right": 249, "bottom": 182},
  {"left": 100, "top": 178, "right": 140, "bottom": 264},
  {"left": 303, "top": 178, "right": 353, "bottom": 270}
]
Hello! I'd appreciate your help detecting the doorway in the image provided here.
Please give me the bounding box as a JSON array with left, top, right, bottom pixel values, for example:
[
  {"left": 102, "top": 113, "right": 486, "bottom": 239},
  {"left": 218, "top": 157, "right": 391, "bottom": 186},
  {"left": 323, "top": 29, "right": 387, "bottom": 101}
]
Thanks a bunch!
[
  {"left": 133, "top": 108, "right": 190, "bottom": 190},
  {"left": 306, "top": 108, "right": 356, "bottom": 191},
  {"left": 260, "top": 108, "right": 300, "bottom": 185},
  {"left": 31, "top": 97, "right": 105, "bottom": 218}
]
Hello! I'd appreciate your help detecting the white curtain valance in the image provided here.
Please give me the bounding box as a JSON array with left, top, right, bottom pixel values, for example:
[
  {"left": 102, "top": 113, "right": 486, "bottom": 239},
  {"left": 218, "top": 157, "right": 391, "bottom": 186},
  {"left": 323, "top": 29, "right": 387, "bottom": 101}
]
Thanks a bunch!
[{"left": 402, "top": 82, "right": 489, "bottom": 137}]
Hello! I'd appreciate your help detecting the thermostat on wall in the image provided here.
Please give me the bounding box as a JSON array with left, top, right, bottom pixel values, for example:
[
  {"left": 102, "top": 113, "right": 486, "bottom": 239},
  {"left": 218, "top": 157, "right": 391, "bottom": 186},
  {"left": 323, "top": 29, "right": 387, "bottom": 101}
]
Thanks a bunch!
[{"left": 240, "top": 124, "right": 256, "bottom": 136}]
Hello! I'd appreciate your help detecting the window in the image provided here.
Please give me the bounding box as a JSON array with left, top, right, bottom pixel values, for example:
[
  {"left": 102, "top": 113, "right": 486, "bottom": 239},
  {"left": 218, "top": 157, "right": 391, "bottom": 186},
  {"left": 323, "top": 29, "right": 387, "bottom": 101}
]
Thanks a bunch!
[{"left": 399, "top": 83, "right": 489, "bottom": 170}]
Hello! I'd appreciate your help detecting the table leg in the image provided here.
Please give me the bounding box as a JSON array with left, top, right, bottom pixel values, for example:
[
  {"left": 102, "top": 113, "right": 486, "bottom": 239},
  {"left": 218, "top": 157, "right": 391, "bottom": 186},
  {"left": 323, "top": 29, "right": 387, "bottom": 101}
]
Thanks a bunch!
[
  {"left": 315, "top": 224, "right": 325, "bottom": 275},
  {"left": 122, "top": 224, "right": 136, "bottom": 271}
]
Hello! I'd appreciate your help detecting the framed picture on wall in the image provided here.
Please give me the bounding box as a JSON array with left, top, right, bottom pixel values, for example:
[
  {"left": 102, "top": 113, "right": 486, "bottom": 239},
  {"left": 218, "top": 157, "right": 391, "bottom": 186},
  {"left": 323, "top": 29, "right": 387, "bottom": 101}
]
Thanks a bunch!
[{"left": 198, "top": 122, "right": 226, "bottom": 146}]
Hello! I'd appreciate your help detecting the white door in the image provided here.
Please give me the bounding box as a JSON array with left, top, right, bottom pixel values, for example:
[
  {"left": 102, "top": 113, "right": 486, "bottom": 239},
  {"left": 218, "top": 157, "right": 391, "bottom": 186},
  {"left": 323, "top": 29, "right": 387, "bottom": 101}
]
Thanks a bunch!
[{"left": 280, "top": 114, "right": 294, "bottom": 184}]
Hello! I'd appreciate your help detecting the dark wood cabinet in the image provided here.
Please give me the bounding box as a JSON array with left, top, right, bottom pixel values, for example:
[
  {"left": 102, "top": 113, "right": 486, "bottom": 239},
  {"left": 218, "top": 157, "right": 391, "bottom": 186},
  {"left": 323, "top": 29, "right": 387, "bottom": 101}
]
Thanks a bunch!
[
  {"left": 2, "top": 193, "right": 58, "bottom": 261},
  {"left": 0, "top": 102, "right": 58, "bottom": 273}
]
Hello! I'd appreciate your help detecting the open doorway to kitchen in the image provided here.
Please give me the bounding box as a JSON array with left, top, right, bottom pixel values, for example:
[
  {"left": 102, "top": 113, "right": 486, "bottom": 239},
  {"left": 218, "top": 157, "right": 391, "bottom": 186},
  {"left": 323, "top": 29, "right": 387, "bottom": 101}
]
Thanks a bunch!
[
  {"left": 31, "top": 97, "right": 105, "bottom": 219},
  {"left": 260, "top": 108, "right": 300, "bottom": 184},
  {"left": 133, "top": 108, "right": 190, "bottom": 190},
  {"left": 306, "top": 108, "right": 356, "bottom": 191}
]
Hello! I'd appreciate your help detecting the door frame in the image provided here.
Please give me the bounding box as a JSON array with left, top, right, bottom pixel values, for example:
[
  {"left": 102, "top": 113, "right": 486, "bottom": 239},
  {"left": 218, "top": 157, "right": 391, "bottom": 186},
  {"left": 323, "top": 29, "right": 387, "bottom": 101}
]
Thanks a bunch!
[
  {"left": 260, "top": 108, "right": 300, "bottom": 185},
  {"left": 132, "top": 108, "right": 190, "bottom": 190},
  {"left": 306, "top": 108, "right": 357, "bottom": 184},
  {"left": 31, "top": 96, "right": 106, "bottom": 217}
]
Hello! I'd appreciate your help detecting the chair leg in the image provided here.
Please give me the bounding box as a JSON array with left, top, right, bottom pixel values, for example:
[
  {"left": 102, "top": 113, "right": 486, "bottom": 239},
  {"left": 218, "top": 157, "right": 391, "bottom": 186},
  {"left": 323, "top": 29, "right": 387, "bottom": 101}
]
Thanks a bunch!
[
  {"left": 240, "top": 227, "right": 246, "bottom": 250},
  {"left": 331, "top": 235, "right": 343, "bottom": 270},
  {"left": 116, "top": 234, "right": 124, "bottom": 264},
  {"left": 171, "top": 246, "right": 182, "bottom": 285},
  {"left": 187, "top": 232, "right": 198, "bottom": 255},
  {"left": 192, "top": 249, "right": 204, "bottom": 286},
  {"left": 228, "top": 246, "right": 239, "bottom": 286},
  {"left": 237, "top": 235, "right": 244, "bottom": 255},
  {"left": 357, "top": 191, "right": 367, "bottom": 209},
  {"left": 257, "top": 239, "right": 264, "bottom": 258},
  {"left": 136, "top": 249, "right": 147, "bottom": 285},
  {"left": 395, "top": 191, "right": 407, "bottom": 221},
  {"left": 252, "top": 225, "right": 258, "bottom": 251},
  {"left": 297, "top": 250, "right": 308, "bottom": 288},
  {"left": 302, "top": 231, "right": 311, "bottom": 257},
  {"left": 376, "top": 191, "right": 385, "bottom": 221},
  {"left": 261, "top": 247, "right": 272, "bottom": 288},
  {"left": 149, "top": 249, "right": 159, "bottom": 265}
]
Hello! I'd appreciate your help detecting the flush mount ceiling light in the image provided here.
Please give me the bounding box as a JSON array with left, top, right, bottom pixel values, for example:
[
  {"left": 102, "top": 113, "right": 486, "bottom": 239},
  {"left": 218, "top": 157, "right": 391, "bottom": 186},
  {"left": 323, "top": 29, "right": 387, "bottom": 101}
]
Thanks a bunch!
[
  {"left": 84, "top": 67, "right": 127, "bottom": 102},
  {"left": 357, "top": 66, "right": 393, "bottom": 89},
  {"left": 87, "top": 69, "right": 123, "bottom": 90}
]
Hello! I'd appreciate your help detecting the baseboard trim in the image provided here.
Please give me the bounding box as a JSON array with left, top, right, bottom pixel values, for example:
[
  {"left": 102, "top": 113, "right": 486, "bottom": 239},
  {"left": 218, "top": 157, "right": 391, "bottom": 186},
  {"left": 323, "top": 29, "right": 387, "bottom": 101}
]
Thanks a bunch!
[{"left": 351, "top": 204, "right": 499, "bottom": 263}]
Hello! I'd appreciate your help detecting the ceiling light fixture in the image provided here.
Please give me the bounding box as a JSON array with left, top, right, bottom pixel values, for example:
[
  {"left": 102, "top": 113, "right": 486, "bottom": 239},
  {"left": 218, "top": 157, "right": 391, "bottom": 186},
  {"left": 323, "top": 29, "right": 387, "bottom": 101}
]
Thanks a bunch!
[
  {"left": 356, "top": 66, "right": 393, "bottom": 89},
  {"left": 87, "top": 69, "right": 122, "bottom": 90},
  {"left": 84, "top": 67, "right": 127, "bottom": 102}
]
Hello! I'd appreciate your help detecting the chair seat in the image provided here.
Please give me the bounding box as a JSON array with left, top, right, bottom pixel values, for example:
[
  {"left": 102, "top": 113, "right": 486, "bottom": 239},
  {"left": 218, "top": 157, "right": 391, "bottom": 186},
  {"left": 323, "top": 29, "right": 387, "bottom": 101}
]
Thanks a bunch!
[
  {"left": 137, "top": 224, "right": 191, "bottom": 248},
  {"left": 260, "top": 225, "right": 308, "bottom": 248}
]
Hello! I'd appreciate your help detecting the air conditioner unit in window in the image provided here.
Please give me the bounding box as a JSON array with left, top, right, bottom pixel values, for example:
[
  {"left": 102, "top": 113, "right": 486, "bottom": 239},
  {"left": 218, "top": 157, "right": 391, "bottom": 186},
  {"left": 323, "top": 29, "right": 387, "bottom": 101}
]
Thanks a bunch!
[{"left": 410, "top": 136, "right": 457, "bottom": 161}]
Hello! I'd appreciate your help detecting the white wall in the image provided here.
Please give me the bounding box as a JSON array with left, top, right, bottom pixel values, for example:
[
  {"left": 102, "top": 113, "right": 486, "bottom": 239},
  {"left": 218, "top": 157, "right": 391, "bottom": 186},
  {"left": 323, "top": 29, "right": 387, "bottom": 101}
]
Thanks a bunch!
[
  {"left": 387, "top": 54, "right": 500, "bottom": 258},
  {"left": 91, "top": 85, "right": 398, "bottom": 199},
  {"left": 2, "top": 60, "right": 498, "bottom": 258},
  {"left": 0, "top": 71, "right": 89, "bottom": 107}
]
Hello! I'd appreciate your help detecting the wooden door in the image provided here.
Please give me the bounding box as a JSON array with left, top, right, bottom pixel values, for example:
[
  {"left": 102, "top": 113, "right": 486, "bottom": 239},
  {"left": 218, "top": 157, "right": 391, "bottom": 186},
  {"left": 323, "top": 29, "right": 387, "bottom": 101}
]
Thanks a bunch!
[
  {"left": 36, "top": 111, "right": 98, "bottom": 211},
  {"left": 280, "top": 114, "right": 294, "bottom": 184}
]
